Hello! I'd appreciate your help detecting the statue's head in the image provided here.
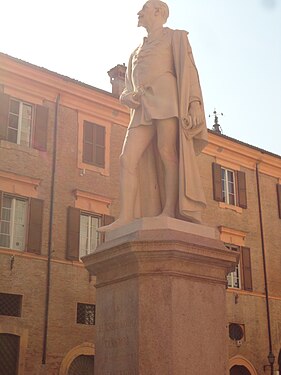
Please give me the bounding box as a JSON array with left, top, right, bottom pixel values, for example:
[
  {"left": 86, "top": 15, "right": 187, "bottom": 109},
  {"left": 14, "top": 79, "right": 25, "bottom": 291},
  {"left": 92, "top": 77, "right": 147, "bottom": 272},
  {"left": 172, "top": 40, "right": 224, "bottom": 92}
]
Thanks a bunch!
[{"left": 137, "top": 0, "right": 169, "bottom": 29}]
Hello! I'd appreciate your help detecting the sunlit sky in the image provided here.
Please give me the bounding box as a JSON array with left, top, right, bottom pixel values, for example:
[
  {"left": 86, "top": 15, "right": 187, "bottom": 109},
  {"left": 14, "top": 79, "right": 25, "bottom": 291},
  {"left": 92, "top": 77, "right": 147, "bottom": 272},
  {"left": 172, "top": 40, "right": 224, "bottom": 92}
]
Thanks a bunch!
[{"left": 1, "top": 0, "right": 280, "bottom": 155}]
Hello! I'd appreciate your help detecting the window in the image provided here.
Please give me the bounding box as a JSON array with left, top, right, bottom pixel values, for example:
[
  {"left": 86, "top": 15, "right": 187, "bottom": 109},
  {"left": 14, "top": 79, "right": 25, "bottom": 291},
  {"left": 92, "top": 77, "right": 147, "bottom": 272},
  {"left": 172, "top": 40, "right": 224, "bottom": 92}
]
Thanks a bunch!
[
  {"left": 8, "top": 99, "right": 33, "bottom": 147},
  {"left": 225, "top": 244, "right": 252, "bottom": 291},
  {"left": 77, "top": 303, "right": 95, "bottom": 325},
  {"left": 221, "top": 168, "right": 236, "bottom": 205},
  {"left": 66, "top": 207, "right": 114, "bottom": 261},
  {"left": 212, "top": 163, "right": 247, "bottom": 208},
  {"left": 0, "top": 334, "right": 20, "bottom": 375},
  {"left": 0, "top": 93, "right": 48, "bottom": 151},
  {"left": 0, "top": 192, "right": 43, "bottom": 254},
  {"left": 0, "top": 293, "right": 22, "bottom": 317},
  {"left": 0, "top": 195, "right": 27, "bottom": 251},
  {"left": 226, "top": 245, "right": 240, "bottom": 288},
  {"left": 79, "top": 213, "right": 101, "bottom": 259},
  {"left": 83, "top": 121, "right": 105, "bottom": 168}
]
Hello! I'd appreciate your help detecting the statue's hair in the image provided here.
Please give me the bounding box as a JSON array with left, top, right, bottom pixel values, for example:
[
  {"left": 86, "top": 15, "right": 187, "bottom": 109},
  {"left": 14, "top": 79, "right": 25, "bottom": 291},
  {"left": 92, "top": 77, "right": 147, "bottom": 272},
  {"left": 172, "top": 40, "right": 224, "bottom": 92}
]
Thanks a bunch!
[{"left": 148, "top": 0, "right": 170, "bottom": 23}]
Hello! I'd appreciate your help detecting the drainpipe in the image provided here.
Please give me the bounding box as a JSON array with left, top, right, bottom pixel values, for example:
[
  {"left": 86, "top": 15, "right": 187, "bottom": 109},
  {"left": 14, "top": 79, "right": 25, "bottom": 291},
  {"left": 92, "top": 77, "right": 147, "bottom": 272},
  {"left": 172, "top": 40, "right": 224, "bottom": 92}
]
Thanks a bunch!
[
  {"left": 256, "top": 163, "right": 275, "bottom": 375},
  {"left": 42, "top": 94, "right": 60, "bottom": 365}
]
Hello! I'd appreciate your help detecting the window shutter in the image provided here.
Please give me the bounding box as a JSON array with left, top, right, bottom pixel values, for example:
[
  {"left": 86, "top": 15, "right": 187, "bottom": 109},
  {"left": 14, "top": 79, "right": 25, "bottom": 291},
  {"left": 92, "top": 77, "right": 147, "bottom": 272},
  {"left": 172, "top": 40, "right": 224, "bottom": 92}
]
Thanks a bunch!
[
  {"left": 212, "top": 163, "right": 223, "bottom": 202},
  {"left": 67, "top": 207, "right": 80, "bottom": 261},
  {"left": 27, "top": 198, "right": 44, "bottom": 254},
  {"left": 33, "top": 105, "right": 48, "bottom": 151},
  {"left": 0, "top": 93, "right": 10, "bottom": 140},
  {"left": 95, "top": 125, "right": 105, "bottom": 168},
  {"left": 241, "top": 247, "right": 252, "bottom": 291},
  {"left": 100, "top": 214, "right": 115, "bottom": 243},
  {"left": 237, "top": 171, "right": 247, "bottom": 208},
  {"left": 83, "top": 121, "right": 94, "bottom": 164},
  {"left": 277, "top": 184, "right": 281, "bottom": 219}
]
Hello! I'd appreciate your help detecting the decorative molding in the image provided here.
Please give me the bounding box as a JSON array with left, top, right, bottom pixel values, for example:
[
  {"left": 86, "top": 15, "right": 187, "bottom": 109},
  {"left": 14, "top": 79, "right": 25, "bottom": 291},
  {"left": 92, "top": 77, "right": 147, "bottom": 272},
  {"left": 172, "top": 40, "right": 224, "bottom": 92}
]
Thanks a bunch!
[
  {"left": 74, "top": 189, "right": 112, "bottom": 215},
  {"left": 219, "top": 226, "right": 247, "bottom": 246},
  {"left": 0, "top": 170, "right": 41, "bottom": 198},
  {"left": 59, "top": 342, "right": 95, "bottom": 375},
  {"left": 229, "top": 355, "right": 258, "bottom": 375}
]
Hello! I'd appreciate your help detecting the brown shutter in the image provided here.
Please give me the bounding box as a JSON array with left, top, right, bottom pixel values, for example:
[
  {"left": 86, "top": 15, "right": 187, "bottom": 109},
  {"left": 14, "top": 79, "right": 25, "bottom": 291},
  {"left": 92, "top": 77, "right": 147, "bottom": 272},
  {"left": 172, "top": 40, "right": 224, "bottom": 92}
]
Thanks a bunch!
[
  {"left": 100, "top": 214, "right": 115, "bottom": 243},
  {"left": 27, "top": 198, "right": 44, "bottom": 254},
  {"left": 33, "top": 105, "right": 48, "bottom": 151},
  {"left": 241, "top": 247, "right": 252, "bottom": 291},
  {"left": 95, "top": 125, "right": 105, "bottom": 168},
  {"left": 277, "top": 184, "right": 281, "bottom": 219},
  {"left": 237, "top": 171, "right": 247, "bottom": 208},
  {"left": 66, "top": 207, "right": 80, "bottom": 261},
  {"left": 0, "top": 93, "right": 10, "bottom": 140},
  {"left": 83, "top": 121, "right": 94, "bottom": 164},
  {"left": 212, "top": 163, "right": 223, "bottom": 202}
]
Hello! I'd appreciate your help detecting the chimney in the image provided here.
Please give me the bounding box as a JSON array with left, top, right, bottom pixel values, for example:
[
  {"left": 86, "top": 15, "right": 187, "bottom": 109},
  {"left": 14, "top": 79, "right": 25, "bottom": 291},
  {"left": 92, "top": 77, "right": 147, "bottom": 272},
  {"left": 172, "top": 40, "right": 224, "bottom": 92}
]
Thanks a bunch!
[{"left": 108, "top": 64, "right": 126, "bottom": 98}]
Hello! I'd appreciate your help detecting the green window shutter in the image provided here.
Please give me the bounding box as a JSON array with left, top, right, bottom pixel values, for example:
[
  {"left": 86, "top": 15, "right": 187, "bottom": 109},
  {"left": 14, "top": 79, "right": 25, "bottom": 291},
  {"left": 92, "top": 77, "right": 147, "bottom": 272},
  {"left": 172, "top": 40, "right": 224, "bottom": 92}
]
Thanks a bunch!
[
  {"left": 237, "top": 171, "right": 247, "bottom": 209},
  {"left": 67, "top": 207, "right": 80, "bottom": 261},
  {"left": 212, "top": 163, "right": 223, "bottom": 202},
  {"left": 0, "top": 93, "right": 10, "bottom": 140},
  {"left": 27, "top": 198, "right": 44, "bottom": 254},
  {"left": 33, "top": 105, "right": 48, "bottom": 151},
  {"left": 241, "top": 247, "right": 252, "bottom": 291},
  {"left": 277, "top": 184, "right": 281, "bottom": 219}
]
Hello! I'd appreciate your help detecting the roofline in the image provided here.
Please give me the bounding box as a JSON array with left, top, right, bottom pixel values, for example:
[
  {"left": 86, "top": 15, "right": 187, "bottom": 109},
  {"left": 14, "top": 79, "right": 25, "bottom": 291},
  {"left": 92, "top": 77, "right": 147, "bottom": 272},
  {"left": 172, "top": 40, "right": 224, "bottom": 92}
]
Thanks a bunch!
[
  {"left": 207, "top": 129, "right": 280, "bottom": 160},
  {"left": 0, "top": 51, "right": 114, "bottom": 98},
  {"left": 1, "top": 52, "right": 280, "bottom": 160}
]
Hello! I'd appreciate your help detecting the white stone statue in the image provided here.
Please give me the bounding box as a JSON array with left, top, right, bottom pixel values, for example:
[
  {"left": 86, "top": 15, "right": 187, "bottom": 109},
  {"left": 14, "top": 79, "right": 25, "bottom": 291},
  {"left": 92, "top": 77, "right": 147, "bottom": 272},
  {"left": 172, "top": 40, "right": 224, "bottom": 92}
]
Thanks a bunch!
[{"left": 99, "top": 0, "right": 208, "bottom": 232}]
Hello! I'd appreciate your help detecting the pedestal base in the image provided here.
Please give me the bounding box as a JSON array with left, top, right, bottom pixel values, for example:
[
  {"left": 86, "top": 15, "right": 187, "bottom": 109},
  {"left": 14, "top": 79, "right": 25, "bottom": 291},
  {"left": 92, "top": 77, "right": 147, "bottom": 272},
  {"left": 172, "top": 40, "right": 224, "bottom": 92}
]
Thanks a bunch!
[{"left": 83, "top": 218, "right": 239, "bottom": 375}]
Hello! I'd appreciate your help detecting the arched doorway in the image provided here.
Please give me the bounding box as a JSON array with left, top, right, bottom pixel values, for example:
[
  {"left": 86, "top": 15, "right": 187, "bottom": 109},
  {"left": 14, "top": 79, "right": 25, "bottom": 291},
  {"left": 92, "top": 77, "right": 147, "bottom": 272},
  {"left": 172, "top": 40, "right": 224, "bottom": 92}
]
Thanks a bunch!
[
  {"left": 67, "top": 355, "right": 95, "bottom": 375},
  {"left": 230, "top": 365, "right": 251, "bottom": 375}
]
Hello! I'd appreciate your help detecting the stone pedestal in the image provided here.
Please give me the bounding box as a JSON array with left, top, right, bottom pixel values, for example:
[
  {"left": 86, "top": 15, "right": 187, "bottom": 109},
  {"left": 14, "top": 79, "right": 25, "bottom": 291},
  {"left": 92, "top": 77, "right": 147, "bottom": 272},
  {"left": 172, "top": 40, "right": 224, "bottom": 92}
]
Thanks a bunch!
[{"left": 83, "top": 217, "right": 239, "bottom": 375}]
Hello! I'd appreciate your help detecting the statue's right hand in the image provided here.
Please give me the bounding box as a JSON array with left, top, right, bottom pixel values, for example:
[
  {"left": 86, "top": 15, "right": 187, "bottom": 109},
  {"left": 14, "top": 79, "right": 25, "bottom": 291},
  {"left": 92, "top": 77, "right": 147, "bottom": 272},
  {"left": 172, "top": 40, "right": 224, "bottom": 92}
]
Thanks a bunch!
[{"left": 120, "top": 92, "right": 141, "bottom": 109}]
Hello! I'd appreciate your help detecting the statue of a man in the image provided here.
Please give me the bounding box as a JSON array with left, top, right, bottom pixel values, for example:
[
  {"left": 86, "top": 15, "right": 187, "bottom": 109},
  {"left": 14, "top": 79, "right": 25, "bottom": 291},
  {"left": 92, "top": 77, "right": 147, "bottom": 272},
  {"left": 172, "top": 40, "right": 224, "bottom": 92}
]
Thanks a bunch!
[{"left": 100, "top": 0, "right": 208, "bottom": 232}]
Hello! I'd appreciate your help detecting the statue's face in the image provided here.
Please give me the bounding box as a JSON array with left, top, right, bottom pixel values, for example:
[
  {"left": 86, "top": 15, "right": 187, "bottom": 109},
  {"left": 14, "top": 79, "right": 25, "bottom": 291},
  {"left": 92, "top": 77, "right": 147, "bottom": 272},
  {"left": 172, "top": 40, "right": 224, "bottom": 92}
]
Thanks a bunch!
[{"left": 137, "top": 1, "right": 156, "bottom": 28}]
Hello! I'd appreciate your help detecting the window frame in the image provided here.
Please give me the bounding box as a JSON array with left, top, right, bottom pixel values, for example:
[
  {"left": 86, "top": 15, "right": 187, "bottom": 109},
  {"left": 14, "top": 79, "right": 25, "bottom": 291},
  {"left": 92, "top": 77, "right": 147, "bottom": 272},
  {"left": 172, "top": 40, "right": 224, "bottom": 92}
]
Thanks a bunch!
[
  {"left": 8, "top": 98, "right": 33, "bottom": 147},
  {"left": 212, "top": 162, "right": 247, "bottom": 209},
  {"left": 77, "top": 113, "right": 111, "bottom": 176},
  {"left": 225, "top": 244, "right": 252, "bottom": 291},
  {"left": 221, "top": 167, "right": 237, "bottom": 206},
  {"left": 225, "top": 244, "right": 241, "bottom": 289},
  {"left": 0, "top": 194, "right": 28, "bottom": 251},
  {"left": 79, "top": 212, "right": 102, "bottom": 259}
]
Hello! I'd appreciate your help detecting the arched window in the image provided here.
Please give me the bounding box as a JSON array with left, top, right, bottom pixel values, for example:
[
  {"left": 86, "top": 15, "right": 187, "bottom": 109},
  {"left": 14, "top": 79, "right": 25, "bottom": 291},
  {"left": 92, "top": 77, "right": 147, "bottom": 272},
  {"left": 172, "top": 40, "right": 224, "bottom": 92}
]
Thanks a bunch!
[
  {"left": 68, "top": 355, "right": 95, "bottom": 375},
  {"left": 230, "top": 365, "right": 251, "bottom": 375},
  {"left": 0, "top": 333, "right": 20, "bottom": 375}
]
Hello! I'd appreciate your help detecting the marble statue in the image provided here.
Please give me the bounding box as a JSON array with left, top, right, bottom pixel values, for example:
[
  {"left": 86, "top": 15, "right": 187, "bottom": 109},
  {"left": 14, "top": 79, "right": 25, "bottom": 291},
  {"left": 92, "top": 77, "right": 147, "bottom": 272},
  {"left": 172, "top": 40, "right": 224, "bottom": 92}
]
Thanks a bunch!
[{"left": 99, "top": 0, "right": 208, "bottom": 232}]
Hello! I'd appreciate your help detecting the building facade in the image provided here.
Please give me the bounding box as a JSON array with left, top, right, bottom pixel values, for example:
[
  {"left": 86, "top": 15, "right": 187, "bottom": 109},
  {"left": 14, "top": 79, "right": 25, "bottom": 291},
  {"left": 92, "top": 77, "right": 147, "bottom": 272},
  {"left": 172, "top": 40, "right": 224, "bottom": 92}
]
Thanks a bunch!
[{"left": 0, "top": 52, "right": 280, "bottom": 375}]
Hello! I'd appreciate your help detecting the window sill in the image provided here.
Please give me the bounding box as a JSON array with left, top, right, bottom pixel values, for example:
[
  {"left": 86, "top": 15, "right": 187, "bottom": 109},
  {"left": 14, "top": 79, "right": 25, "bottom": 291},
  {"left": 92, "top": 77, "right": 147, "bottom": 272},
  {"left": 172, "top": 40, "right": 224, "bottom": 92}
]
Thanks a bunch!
[
  {"left": 219, "top": 202, "right": 242, "bottom": 213},
  {"left": 0, "top": 140, "right": 39, "bottom": 157}
]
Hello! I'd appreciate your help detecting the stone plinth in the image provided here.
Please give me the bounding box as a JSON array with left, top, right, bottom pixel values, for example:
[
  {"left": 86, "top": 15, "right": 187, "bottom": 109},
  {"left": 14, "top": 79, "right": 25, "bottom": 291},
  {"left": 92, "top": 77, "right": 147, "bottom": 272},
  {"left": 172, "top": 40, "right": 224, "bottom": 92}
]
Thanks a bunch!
[{"left": 83, "top": 218, "right": 239, "bottom": 375}]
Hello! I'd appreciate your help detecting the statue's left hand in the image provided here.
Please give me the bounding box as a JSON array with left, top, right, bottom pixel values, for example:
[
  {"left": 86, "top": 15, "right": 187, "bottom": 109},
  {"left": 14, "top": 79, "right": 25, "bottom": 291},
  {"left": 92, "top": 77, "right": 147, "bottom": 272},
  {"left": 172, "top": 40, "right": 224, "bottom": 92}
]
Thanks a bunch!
[{"left": 189, "top": 101, "right": 204, "bottom": 128}]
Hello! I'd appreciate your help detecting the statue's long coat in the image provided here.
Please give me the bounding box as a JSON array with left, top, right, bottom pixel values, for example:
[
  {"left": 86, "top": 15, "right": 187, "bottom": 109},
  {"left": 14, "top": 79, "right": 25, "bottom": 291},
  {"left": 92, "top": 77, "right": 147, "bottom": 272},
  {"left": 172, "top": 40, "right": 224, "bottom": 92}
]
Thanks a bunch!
[{"left": 120, "top": 28, "right": 208, "bottom": 221}]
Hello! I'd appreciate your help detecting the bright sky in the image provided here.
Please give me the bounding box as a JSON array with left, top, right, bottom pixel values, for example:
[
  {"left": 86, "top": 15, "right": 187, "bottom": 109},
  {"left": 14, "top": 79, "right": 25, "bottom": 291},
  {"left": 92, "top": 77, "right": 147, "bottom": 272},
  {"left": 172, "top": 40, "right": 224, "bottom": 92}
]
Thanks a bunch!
[{"left": 1, "top": 0, "right": 280, "bottom": 156}]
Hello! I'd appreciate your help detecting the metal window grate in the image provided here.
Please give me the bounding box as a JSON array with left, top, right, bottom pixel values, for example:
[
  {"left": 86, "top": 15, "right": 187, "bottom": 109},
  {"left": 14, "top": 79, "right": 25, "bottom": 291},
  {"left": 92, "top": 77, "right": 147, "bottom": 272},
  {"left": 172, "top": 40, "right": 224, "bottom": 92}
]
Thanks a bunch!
[
  {"left": 0, "top": 334, "right": 20, "bottom": 375},
  {"left": 77, "top": 303, "right": 95, "bottom": 325},
  {"left": 0, "top": 293, "right": 22, "bottom": 317}
]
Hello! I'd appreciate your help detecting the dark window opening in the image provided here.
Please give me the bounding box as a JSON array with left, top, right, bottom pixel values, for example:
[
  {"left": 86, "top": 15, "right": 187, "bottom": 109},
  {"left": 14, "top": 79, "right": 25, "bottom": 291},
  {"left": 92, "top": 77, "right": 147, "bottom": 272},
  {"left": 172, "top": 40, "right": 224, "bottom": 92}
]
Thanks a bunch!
[
  {"left": 77, "top": 303, "right": 95, "bottom": 325},
  {"left": 0, "top": 293, "right": 22, "bottom": 317}
]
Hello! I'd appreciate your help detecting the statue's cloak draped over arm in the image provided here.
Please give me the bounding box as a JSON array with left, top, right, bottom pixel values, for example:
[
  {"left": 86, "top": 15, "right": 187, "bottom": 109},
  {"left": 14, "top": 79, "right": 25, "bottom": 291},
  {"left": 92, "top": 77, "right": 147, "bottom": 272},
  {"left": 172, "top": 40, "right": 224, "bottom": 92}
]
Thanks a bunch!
[{"left": 172, "top": 29, "right": 208, "bottom": 218}]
